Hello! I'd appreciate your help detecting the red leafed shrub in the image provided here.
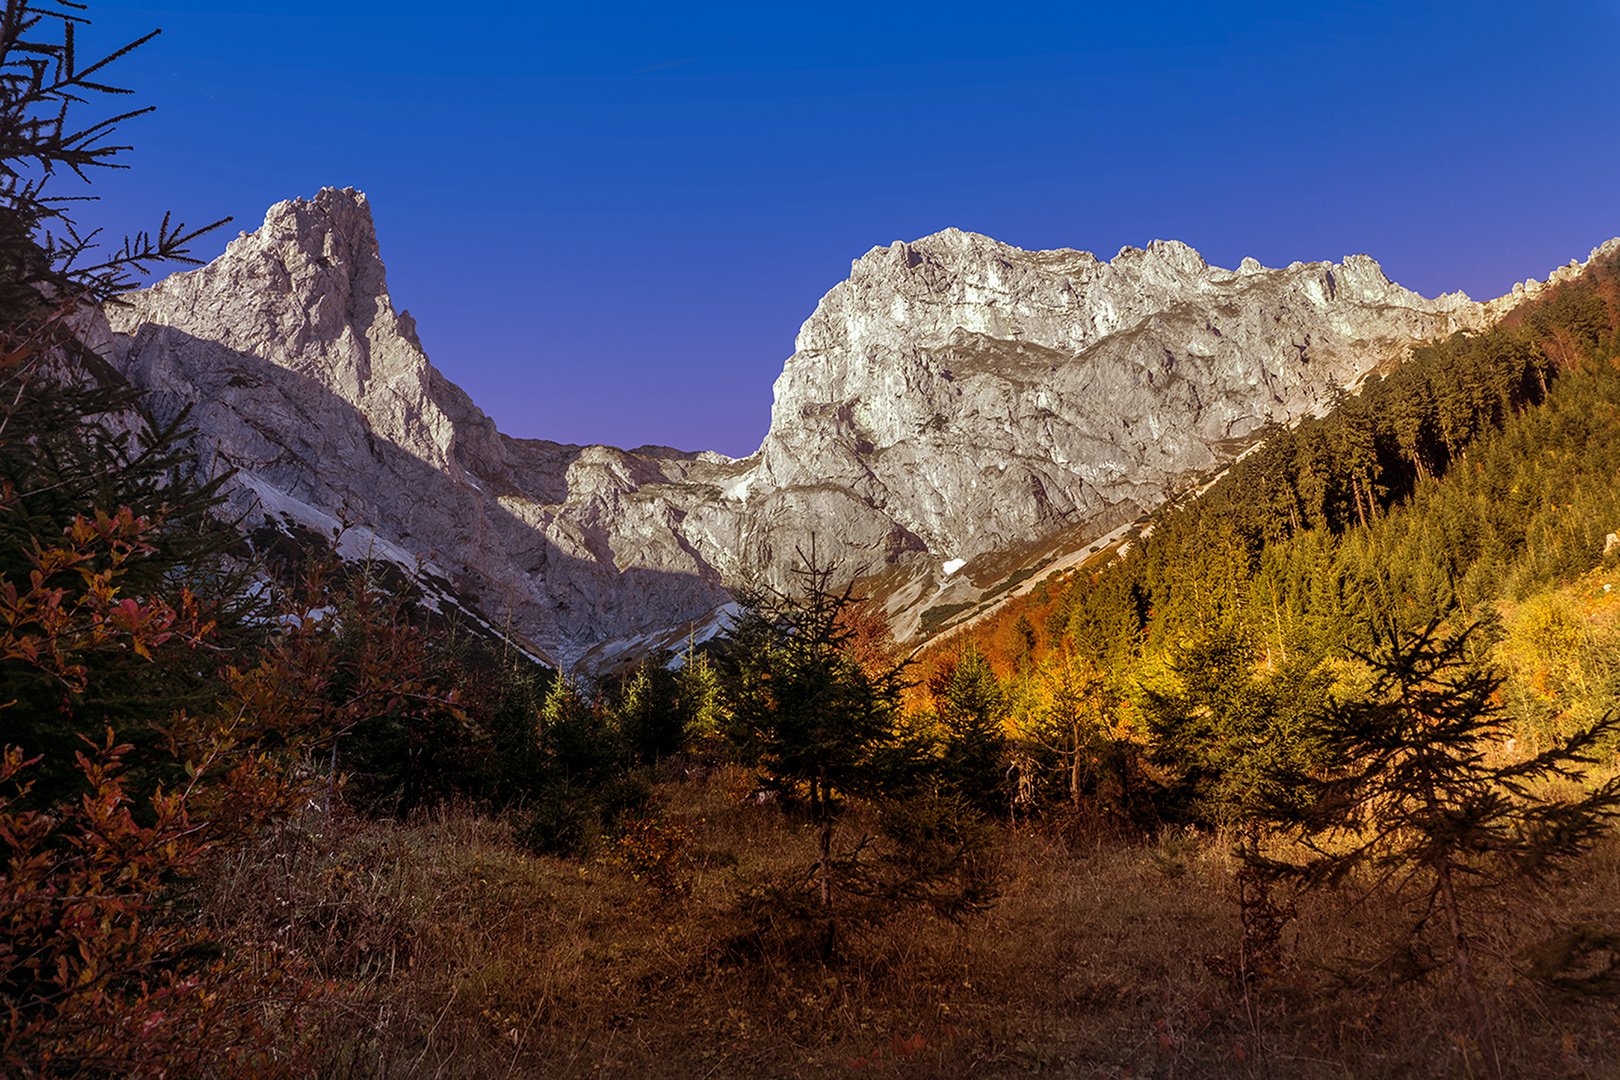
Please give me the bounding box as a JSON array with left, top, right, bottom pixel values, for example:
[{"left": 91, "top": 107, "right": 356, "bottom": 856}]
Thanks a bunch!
[
  {"left": 0, "top": 505, "right": 212, "bottom": 691},
  {"left": 0, "top": 740, "right": 327, "bottom": 1078},
  {"left": 0, "top": 507, "right": 465, "bottom": 1075},
  {"left": 0, "top": 511, "right": 316, "bottom": 1075}
]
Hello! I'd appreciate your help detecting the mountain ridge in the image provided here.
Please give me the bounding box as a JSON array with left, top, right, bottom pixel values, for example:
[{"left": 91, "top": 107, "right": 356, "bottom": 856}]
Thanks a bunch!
[{"left": 99, "top": 187, "right": 1618, "bottom": 667}]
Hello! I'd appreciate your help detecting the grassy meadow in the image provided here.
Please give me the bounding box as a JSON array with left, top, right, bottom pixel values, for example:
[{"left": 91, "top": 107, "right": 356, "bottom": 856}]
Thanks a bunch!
[{"left": 200, "top": 764, "right": 1620, "bottom": 1079}]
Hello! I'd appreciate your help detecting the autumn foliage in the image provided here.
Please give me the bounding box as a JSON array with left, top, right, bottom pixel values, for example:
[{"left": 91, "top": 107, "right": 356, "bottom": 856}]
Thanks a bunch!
[{"left": 0, "top": 495, "right": 477, "bottom": 1074}]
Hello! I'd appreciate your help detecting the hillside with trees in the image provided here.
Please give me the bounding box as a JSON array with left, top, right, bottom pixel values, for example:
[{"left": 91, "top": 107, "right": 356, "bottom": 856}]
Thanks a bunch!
[
  {"left": 913, "top": 238, "right": 1620, "bottom": 821},
  {"left": 6, "top": 1, "right": 1620, "bottom": 1076}
]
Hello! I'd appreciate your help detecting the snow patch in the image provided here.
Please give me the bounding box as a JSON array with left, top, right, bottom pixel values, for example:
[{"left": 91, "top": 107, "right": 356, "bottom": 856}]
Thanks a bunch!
[
  {"left": 942, "top": 558, "right": 966, "bottom": 576},
  {"left": 277, "top": 606, "right": 333, "bottom": 630},
  {"left": 666, "top": 601, "right": 744, "bottom": 668}
]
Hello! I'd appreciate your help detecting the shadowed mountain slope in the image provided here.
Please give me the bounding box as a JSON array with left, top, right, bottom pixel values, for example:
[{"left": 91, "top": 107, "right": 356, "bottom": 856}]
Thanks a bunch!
[{"left": 102, "top": 187, "right": 1612, "bottom": 666}]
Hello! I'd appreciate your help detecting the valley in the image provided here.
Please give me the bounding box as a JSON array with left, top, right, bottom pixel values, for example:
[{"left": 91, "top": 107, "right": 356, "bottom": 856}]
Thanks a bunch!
[{"left": 8, "top": 17, "right": 1620, "bottom": 1070}]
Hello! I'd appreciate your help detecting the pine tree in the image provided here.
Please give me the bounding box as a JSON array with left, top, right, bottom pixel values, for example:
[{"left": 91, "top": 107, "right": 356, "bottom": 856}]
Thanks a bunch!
[
  {"left": 1253, "top": 621, "right": 1620, "bottom": 1080},
  {"left": 2, "top": 0, "right": 238, "bottom": 803},
  {"left": 935, "top": 643, "right": 1008, "bottom": 818},
  {"left": 719, "top": 554, "right": 912, "bottom": 908},
  {"left": 717, "top": 551, "right": 995, "bottom": 953}
]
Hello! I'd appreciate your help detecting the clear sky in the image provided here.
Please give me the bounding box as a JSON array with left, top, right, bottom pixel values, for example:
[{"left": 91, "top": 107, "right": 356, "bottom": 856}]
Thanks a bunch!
[{"left": 67, "top": 1, "right": 1620, "bottom": 458}]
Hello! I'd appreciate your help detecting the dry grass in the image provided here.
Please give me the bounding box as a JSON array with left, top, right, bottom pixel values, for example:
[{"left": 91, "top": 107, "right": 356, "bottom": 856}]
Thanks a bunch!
[{"left": 199, "top": 769, "right": 1620, "bottom": 1078}]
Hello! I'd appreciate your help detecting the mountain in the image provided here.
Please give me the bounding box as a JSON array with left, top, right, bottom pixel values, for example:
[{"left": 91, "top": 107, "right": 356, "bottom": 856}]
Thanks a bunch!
[{"left": 100, "top": 187, "right": 1609, "bottom": 668}]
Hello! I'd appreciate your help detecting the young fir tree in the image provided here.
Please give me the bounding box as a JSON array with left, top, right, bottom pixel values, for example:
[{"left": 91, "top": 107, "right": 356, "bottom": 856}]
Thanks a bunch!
[
  {"left": 935, "top": 643, "right": 1008, "bottom": 818},
  {"left": 718, "top": 551, "right": 996, "bottom": 954},
  {"left": 2, "top": 7, "right": 372, "bottom": 1064},
  {"left": 1253, "top": 621, "right": 1620, "bottom": 1080},
  {"left": 1140, "top": 624, "right": 1330, "bottom": 828},
  {"left": 720, "top": 556, "right": 913, "bottom": 907},
  {"left": 674, "top": 647, "right": 726, "bottom": 746}
]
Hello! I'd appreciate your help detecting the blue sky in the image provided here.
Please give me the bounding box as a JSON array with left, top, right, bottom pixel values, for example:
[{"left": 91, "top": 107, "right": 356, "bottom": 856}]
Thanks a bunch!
[{"left": 69, "top": 1, "right": 1620, "bottom": 457}]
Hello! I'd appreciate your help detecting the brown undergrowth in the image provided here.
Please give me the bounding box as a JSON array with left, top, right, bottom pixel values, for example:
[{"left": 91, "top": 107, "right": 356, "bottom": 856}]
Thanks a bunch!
[{"left": 199, "top": 768, "right": 1620, "bottom": 1079}]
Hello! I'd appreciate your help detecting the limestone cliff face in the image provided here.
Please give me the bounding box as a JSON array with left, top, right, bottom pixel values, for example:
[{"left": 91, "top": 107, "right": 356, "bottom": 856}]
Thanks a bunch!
[
  {"left": 741, "top": 231, "right": 1487, "bottom": 615},
  {"left": 106, "top": 188, "right": 741, "bottom": 663},
  {"left": 104, "top": 188, "right": 1605, "bottom": 666}
]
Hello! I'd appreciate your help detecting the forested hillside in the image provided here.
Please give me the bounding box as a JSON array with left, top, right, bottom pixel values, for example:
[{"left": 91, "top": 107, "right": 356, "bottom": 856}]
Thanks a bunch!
[{"left": 912, "top": 246, "right": 1620, "bottom": 824}]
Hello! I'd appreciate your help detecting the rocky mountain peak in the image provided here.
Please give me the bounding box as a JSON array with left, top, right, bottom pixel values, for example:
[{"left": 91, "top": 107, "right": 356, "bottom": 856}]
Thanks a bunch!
[
  {"left": 755, "top": 230, "right": 1492, "bottom": 617},
  {"left": 100, "top": 189, "right": 1610, "bottom": 667},
  {"left": 117, "top": 187, "right": 502, "bottom": 484}
]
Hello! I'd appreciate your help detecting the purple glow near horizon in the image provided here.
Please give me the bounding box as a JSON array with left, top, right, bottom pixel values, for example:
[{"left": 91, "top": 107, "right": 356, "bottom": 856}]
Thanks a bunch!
[{"left": 67, "top": 0, "right": 1620, "bottom": 457}]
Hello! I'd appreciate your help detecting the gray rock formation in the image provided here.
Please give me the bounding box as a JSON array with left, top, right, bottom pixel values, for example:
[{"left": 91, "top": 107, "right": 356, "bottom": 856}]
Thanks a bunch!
[
  {"left": 103, "top": 187, "right": 1600, "bottom": 666},
  {"left": 105, "top": 188, "right": 741, "bottom": 664},
  {"left": 740, "top": 230, "right": 1491, "bottom": 636}
]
